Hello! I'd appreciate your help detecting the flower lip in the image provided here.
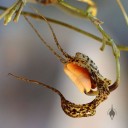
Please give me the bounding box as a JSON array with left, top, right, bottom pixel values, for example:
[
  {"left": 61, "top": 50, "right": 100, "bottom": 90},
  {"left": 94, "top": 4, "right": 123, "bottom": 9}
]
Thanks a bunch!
[{"left": 64, "top": 62, "right": 92, "bottom": 93}]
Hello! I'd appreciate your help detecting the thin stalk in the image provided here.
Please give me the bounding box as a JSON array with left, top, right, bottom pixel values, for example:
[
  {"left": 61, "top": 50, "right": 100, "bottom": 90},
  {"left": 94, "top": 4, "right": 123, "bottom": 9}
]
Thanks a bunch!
[
  {"left": 57, "top": 0, "right": 97, "bottom": 17},
  {"left": 116, "top": 0, "right": 128, "bottom": 25}
]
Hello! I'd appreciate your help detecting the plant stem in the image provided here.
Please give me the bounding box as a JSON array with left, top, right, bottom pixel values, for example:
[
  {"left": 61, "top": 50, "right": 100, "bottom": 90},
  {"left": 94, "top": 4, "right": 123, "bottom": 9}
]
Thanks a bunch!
[
  {"left": 87, "top": 14, "right": 121, "bottom": 91},
  {"left": 0, "top": 5, "right": 128, "bottom": 52}
]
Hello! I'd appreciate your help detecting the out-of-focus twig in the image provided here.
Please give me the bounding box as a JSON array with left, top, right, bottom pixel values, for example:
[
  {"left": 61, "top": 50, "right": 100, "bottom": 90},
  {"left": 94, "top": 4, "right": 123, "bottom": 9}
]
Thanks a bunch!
[{"left": 116, "top": 0, "right": 128, "bottom": 25}]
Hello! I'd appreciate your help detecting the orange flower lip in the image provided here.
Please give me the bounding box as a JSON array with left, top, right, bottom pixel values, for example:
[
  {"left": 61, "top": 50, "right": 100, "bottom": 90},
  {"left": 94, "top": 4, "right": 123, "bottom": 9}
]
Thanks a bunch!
[{"left": 64, "top": 63, "right": 92, "bottom": 93}]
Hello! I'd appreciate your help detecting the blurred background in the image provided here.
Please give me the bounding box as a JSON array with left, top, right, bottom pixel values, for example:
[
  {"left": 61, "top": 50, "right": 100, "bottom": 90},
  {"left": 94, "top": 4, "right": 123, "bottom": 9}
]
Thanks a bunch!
[{"left": 0, "top": 0, "right": 128, "bottom": 128}]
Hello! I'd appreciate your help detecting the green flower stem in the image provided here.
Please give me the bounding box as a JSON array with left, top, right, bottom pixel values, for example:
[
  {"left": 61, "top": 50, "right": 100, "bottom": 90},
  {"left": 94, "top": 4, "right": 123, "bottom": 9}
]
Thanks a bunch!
[
  {"left": 87, "top": 14, "right": 121, "bottom": 89},
  {"left": 116, "top": 57, "right": 120, "bottom": 84},
  {"left": 0, "top": 5, "right": 128, "bottom": 52},
  {"left": 87, "top": 14, "right": 120, "bottom": 57}
]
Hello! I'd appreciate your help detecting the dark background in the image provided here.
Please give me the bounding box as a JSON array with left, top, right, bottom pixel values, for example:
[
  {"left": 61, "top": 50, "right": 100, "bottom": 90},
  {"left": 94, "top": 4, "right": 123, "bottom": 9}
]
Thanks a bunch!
[{"left": 0, "top": 0, "right": 128, "bottom": 128}]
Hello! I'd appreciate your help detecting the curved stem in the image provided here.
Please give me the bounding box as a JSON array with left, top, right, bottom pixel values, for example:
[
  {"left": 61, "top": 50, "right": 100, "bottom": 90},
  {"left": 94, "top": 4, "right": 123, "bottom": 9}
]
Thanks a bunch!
[
  {"left": 0, "top": 5, "right": 128, "bottom": 51},
  {"left": 108, "top": 57, "right": 120, "bottom": 92},
  {"left": 87, "top": 14, "right": 121, "bottom": 92},
  {"left": 116, "top": 0, "right": 128, "bottom": 26}
]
